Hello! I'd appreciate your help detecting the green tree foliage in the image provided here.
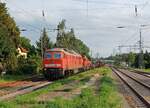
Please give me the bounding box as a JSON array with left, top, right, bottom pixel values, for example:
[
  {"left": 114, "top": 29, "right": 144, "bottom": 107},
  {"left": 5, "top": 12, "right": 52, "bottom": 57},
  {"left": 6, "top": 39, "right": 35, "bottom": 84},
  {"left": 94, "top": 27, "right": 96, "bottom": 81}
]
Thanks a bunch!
[
  {"left": 133, "top": 52, "right": 144, "bottom": 68},
  {"left": 0, "top": 3, "right": 20, "bottom": 73},
  {"left": 6, "top": 52, "right": 18, "bottom": 73},
  {"left": 36, "top": 28, "right": 53, "bottom": 56},
  {"left": 55, "top": 20, "right": 90, "bottom": 58},
  {"left": 113, "top": 54, "right": 122, "bottom": 66},
  {"left": 18, "top": 36, "right": 42, "bottom": 74},
  {"left": 19, "top": 36, "right": 32, "bottom": 50},
  {"left": 133, "top": 54, "right": 140, "bottom": 68},
  {"left": 0, "top": 3, "right": 20, "bottom": 47},
  {"left": 108, "top": 51, "right": 150, "bottom": 69},
  {"left": 20, "top": 36, "right": 37, "bottom": 56},
  {"left": 17, "top": 55, "right": 42, "bottom": 74},
  {"left": 127, "top": 52, "right": 136, "bottom": 66},
  {"left": 28, "top": 45, "right": 37, "bottom": 56},
  {"left": 143, "top": 51, "right": 150, "bottom": 69}
]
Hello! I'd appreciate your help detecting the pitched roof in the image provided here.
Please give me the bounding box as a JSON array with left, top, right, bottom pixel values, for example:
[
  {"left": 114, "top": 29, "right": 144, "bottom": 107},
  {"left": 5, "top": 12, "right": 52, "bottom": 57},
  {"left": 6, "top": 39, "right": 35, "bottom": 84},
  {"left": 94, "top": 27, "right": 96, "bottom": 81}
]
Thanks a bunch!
[{"left": 19, "top": 47, "right": 28, "bottom": 53}]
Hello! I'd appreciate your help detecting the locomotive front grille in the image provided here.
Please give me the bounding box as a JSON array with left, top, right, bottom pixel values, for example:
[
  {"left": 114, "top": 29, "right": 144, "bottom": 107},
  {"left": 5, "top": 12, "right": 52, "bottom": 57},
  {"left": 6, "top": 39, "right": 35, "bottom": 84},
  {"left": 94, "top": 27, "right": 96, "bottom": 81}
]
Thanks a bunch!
[{"left": 45, "top": 64, "right": 61, "bottom": 67}]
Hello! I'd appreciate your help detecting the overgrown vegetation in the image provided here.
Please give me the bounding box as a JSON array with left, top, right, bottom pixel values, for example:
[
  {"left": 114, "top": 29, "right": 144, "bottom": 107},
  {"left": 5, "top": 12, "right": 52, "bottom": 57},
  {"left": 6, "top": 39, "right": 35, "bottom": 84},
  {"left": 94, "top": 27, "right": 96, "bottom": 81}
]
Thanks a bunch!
[
  {"left": 43, "top": 76, "right": 121, "bottom": 108},
  {"left": 0, "top": 67, "right": 122, "bottom": 108},
  {"left": 0, "top": 3, "right": 91, "bottom": 76},
  {"left": 0, "top": 74, "right": 32, "bottom": 83},
  {"left": 106, "top": 51, "right": 150, "bottom": 69},
  {"left": 0, "top": 2, "right": 20, "bottom": 74}
]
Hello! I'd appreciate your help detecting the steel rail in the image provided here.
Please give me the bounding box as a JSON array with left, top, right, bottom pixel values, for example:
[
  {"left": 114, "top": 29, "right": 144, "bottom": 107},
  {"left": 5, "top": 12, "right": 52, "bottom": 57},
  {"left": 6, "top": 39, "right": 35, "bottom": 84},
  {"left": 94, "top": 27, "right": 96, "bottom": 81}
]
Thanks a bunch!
[
  {"left": 115, "top": 68, "right": 150, "bottom": 90},
  {"left": 131, "top": 70, "right": 150, "bottom": 78},
  {"left": 0, "top": 81, "right": 52, "bottom": 101},
  {"left": 112, "top": 68, "right": 150, "bottom": 107}
]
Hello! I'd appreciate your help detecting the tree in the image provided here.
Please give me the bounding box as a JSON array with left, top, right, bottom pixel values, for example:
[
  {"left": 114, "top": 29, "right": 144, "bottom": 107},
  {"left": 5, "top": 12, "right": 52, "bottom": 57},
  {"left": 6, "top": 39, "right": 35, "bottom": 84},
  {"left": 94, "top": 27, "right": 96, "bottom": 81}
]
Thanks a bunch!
[
  {"left": 20, "top": 36, "right": 37, "bottom": 56},
  {"left": 55, "top": 19, "right": 66, "bottom": 48},
  {"left": 36, "top": 28, "right": 53, "bottom": 57},
  {"left": 134, "top": 54, "right": 140, "bottom": 68},
  {"left": 6, "top": 52, "right": 18, "bottom": 73},
  {"left": 55, "top": 20, "right": 90, "bottom": 58},
  {"left": 0, "top": 3, "right": 20, "bottom": 47},
  {"left": 28, "top": 45, "right": 37, "bottom": 56},
  {"left": 0, "top": 3, "right": 20, "bottom": 74},
  {"left": 127, "top": 52, "right": 136, "bottom": 67},
  {"left": 19, "top": 36, "right": 32, "bottom": 50},
  {"left": 144, "top": 51, "right": 150, "bottom": 69}
]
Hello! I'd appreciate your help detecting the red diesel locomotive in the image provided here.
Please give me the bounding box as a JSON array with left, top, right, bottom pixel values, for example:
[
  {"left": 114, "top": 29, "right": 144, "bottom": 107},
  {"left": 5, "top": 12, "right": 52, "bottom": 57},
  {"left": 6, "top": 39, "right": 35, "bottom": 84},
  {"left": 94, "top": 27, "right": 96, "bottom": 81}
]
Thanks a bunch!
[{"left": 43, "top": 48, "right": 91, "bottom": 79}]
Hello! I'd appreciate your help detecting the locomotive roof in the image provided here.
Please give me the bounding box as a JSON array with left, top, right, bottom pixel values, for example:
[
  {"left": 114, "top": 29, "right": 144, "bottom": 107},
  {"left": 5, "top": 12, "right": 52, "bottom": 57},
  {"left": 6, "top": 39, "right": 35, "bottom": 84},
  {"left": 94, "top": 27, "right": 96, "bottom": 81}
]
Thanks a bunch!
[{"left": 46, "top": 48, "right": 81, "bottom": 56}]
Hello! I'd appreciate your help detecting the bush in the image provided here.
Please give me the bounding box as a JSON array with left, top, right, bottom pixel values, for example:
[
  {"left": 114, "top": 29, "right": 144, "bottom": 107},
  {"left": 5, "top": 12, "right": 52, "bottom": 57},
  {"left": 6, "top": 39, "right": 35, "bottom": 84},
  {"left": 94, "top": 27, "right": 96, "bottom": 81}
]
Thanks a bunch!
[
  {"left": 17, "top": 55, "right": 42, "bottom": 75},
  {"left": 17, "top": 63, "right": 37, "bottom": 74}
]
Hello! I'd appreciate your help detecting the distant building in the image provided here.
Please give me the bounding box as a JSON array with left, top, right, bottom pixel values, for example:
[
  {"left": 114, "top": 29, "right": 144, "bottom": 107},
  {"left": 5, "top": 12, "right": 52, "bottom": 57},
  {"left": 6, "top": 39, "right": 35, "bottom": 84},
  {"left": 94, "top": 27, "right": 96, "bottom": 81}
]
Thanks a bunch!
[{"left": 17, "top": 47, "right": 28, "bottom": 58}]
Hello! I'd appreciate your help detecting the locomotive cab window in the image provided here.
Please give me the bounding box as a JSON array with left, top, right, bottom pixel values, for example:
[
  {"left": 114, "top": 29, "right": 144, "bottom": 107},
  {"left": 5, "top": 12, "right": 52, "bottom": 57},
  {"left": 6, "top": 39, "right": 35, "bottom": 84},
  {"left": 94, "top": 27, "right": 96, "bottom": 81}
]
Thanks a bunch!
[
  {"left": 45, "top": 53, "right": 52, "bottom": 59},
  {"left": 54, "top": 53, "right": 61, "bottom": 59}
]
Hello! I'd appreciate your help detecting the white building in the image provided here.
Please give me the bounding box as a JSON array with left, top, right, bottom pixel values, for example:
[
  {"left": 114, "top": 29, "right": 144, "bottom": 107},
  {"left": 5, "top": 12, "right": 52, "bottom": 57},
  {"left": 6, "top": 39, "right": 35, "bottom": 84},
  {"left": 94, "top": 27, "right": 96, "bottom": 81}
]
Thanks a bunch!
[{"left": 17, "top": 47, "right": 28, "bottom": 59}]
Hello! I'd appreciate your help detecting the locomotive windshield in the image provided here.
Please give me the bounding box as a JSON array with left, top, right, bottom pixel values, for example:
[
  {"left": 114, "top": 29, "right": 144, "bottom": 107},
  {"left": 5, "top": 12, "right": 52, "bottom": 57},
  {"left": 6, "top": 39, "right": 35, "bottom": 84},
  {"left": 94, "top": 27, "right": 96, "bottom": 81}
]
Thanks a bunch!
[
  {"left": 44, "top": 53, "right": 52, "bottom": 59},
  {"left": 54, "top": 53, "right": 61, "bottom": 59}
]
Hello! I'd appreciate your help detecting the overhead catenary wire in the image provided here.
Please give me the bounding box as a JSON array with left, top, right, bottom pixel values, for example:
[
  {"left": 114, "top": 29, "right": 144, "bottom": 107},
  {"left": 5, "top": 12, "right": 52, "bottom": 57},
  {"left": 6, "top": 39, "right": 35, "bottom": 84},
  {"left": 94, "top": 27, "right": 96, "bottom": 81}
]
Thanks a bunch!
[
  {"left": 41, "top": 0, "right": 51, "bottom": 29},
  {"left": 122, "top": 32, "right": 139, "bottom": 45},
  {"left": 141, "top": 0, "right": 149, "bottom": 10},
  {"left": 73, "top": 0, "right": 146, "bottom": 6},
  {"left": 4, "top": 0, "right": 50, "bottom": 31},
  {"left": 3, "top": 0, "right": 57, "bottom": 34}
]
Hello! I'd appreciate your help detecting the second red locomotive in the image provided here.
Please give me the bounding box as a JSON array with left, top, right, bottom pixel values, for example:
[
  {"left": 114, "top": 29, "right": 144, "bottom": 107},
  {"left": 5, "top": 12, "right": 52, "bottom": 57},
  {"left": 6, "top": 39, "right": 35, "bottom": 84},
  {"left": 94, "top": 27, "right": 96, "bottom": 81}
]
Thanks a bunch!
[{"left": 43, "top": 48, "right": 91, "bottom": 79}]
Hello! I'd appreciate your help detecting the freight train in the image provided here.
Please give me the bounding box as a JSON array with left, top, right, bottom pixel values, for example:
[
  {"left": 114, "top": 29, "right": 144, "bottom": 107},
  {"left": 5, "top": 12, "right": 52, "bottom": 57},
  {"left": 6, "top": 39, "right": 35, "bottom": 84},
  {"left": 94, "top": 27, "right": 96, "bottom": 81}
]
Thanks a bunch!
[{"left": 43, "top": 48, "right": 92, "bottom": 80}]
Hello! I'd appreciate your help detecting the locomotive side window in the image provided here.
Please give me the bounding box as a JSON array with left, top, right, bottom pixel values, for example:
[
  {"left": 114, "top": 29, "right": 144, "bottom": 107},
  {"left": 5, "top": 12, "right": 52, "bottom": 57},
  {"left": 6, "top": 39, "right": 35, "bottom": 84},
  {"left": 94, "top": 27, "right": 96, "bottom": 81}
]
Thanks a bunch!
[
  {"left": 54, "top": 53, "right": 61, "bottom": 59},
  {"left": 45, "top": 53, "right": 52, "bottom": 59}
]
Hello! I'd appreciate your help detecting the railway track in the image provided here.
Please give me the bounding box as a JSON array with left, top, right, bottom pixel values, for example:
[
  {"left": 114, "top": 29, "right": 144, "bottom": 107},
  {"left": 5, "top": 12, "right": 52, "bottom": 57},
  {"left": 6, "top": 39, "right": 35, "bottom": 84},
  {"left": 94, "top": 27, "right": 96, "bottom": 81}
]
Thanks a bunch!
[
  {"left": 131, "top": 70, "right": 150, "bottom": 78},
  {"left": 121, "top": 67, "right": 150, "bottom": 78},
  {"left": 112, "top": 68, "right": 150, "bottom": 108},
  {"left": 0, "top": 75, "right": 53, "bottom": 101}
]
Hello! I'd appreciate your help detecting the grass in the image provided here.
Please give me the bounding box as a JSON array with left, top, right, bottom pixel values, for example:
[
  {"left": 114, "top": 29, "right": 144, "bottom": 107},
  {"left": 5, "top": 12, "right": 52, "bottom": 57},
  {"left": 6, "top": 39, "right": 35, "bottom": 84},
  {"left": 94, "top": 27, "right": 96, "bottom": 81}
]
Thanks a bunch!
[
  {"left": 124, "top": 66, "right": 150, "bottom": 73},
  {"left": 37, "top": 76, "right": 122, "bottom": 108},
  {"left": 0, "top": 74, "right": 33, "bottom": 83},
  {"left": 139, "top": 68, "right": 150, "bottom": 73},
  {"left": 0, "top": 67, "right": 122, "bottom": 108},
  {"left": 129, "top": 68, "right": 150, "bottom": 73},
  {"left": 44, "top": 69, "right": 122, "bottom": 108},
  {"left": 99, "top": 76, "right": 122, "bottom": 108}
]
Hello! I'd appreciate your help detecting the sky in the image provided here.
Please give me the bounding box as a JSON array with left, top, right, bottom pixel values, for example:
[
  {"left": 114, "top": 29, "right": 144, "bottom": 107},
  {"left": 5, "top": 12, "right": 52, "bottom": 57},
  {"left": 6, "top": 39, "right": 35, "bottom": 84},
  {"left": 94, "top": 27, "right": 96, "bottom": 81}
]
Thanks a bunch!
[{"left": 2, "top": 0, "right": 150, "bottom": 57}]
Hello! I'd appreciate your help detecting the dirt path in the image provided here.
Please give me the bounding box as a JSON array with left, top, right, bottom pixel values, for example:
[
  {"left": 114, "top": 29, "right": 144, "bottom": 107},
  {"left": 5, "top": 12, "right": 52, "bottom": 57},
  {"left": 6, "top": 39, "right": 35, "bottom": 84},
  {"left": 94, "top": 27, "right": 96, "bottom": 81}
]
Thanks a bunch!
[{"left": 37, "top": 74, "right": 100, "bottom": 102}]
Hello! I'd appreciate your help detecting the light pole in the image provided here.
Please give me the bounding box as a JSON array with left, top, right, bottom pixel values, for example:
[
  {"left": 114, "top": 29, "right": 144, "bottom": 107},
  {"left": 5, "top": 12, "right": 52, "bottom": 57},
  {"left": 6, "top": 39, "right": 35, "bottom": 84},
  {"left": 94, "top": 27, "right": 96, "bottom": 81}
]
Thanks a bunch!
[
  {"left": 138, "top": 28, "right": 143, "bottom": 69},
  {"left": 117, "top": 25, "right": 149, "bottom": 68},
  {"left": 20, "top": 29, "right": 27, "bottom": 32}
]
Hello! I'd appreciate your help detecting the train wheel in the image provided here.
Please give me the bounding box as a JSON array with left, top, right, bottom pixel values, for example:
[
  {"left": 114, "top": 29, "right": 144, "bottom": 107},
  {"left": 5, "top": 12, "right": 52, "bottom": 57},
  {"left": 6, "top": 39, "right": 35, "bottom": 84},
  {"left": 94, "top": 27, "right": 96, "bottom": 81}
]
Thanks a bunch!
[{"left": 64, "top": 71, "right": 68, "bottom": 77}]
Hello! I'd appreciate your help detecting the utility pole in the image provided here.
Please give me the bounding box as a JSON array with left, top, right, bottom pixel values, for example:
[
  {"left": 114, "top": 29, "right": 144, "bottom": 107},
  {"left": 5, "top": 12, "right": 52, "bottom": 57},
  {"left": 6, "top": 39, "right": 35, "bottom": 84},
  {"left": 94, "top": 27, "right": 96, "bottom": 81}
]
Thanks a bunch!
[
  {"left": 138, "top": 29, "right": 143, "bottom": 69},
  {"left": 135, "top": 5, "right": 138, "bottom": 16},
  {"left": 118, "top": 46, "right": 122, "bottom": 54},
  {"left": 41, "top": 10, "right": 45, "bottom": 61}
]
